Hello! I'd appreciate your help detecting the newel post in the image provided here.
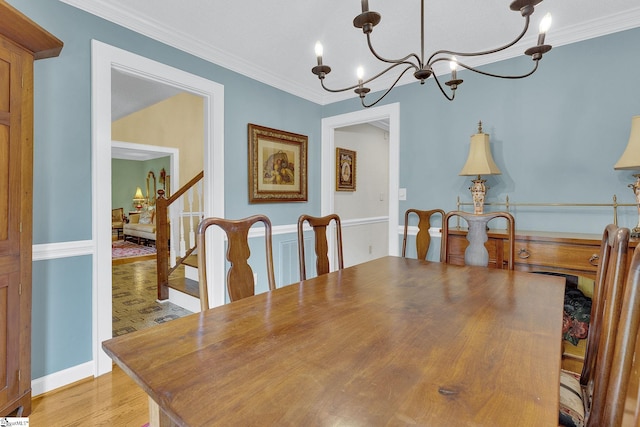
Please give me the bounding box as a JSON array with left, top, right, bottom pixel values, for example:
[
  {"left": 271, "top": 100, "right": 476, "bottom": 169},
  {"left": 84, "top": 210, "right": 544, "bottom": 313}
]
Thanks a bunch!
[{"left": 156, "top": 189, "right": 169, "bottom": 301}]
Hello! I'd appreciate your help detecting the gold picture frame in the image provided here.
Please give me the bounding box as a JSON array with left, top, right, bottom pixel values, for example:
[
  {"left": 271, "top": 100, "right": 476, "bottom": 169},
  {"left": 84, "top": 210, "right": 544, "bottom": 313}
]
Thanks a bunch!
[
  {"left": 248, "top": 123, "right": 308, "bottom": 203},
  {"left": 336, "top": 147, "right": 356, "bottom": 191}
]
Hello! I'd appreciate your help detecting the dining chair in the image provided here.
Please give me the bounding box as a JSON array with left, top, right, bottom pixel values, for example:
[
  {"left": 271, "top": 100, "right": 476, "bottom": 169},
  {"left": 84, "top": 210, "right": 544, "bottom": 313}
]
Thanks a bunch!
[
  {"left": 196, "top": 214, "right": 276, "bottom": 310},
  {"left": 297, "top": 213, "right": 344, "bottom": 280},
  {"left": 401, "top": 208, "right": 445, "bottom": 260},
  {"left": 558, "top": 224, "right": 630, "bottom": 427},
  {"left": 440, "top": 210, "right": 515, "bottom": 270},
  {"left": 607, "top": 245, "right": 640, "bottom": 427}
]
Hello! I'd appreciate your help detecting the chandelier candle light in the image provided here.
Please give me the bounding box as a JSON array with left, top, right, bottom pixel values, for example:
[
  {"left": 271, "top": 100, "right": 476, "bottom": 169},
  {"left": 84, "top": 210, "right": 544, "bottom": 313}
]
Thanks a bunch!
[
  {"left": 312, "top": 0, "right": 553, "bottom": 107},
  {"left": 459, "top": 122, "right": 502, "bottom": 215},
  {"left": 614, "top": 115, "right": 640, "bottom": 237}
]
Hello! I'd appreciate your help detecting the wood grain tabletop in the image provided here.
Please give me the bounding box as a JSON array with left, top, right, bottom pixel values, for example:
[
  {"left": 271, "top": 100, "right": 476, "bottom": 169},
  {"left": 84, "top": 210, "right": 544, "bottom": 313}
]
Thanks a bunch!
[{"left": 103, "top": 256, "right": 565, "bottom": 426}]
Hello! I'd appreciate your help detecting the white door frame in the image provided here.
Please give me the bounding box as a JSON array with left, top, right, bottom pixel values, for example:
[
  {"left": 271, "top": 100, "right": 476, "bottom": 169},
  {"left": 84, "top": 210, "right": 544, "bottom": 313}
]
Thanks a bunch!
[
  {"left": 321, "top": 103, "right": 400, "bottom": 257},
  {"left": 91, "top": 40, "right": 225, "bottom": 376}
]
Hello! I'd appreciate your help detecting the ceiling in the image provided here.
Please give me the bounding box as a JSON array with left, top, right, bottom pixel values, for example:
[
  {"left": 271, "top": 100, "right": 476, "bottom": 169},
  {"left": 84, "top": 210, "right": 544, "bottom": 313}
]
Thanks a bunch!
[{"left": 61, "top": 0, "right": 640, "bottom": 116}]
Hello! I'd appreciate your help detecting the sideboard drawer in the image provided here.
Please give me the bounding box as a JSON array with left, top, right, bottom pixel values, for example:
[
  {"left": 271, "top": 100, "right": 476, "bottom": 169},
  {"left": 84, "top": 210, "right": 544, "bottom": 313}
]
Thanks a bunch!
[
  {"left": 445, "top": 228, "right": 605, "bottom": 278},
  {"left": 512, "top": 239, "right": 600, "bottom": 276}
]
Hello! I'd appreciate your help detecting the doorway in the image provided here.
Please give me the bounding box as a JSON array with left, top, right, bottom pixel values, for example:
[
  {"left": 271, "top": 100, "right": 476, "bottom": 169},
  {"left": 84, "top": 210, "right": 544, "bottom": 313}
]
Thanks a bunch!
[
  {"left": 321, "top": 103, "right": 400, "bottom": 260},
  {"left": 92, "top": 40, "right": 225, "bottom": 376}
]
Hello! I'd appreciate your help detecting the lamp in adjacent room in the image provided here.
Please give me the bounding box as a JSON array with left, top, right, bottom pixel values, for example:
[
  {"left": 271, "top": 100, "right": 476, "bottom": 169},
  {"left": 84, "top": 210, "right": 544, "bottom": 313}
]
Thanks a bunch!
[
  {"left": 459, "top": 122, "right": 502, "bottom": 215},
  {"left": 132, "top": 187, "right": 145, "bottom": 211},
  {"left": 614, "top": 115, "right": 640, "bottom": 237}
]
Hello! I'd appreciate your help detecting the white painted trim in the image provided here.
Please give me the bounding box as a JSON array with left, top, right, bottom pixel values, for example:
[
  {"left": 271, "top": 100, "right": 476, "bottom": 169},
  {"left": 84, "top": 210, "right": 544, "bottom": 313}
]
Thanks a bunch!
[
  {"left": 341, "top": 216, "right": 389, "bottom": 228},
  {"left": 399, "top": 226, "right": 443, "bottom": 238},
  {"left": 32, "top": 240, "right": 94, "bottom": 261},
  {"left": 91, "top": 40, "right": 225, "bottom": 377},
  {"left": 31, "top": 362, "right": 94, "bottom": 397},
  {"left": 168, "top": 288, "right": 201, "bottom": 313},
  {"left": 321, "top": 103, "right": 401, "bottom": 261}
]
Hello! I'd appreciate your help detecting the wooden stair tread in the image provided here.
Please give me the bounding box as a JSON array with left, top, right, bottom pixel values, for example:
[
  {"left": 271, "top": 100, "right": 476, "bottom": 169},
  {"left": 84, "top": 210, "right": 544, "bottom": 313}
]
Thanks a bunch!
[
  {"left": 183, "top": 255, "right": 198, "bottom": 268},
  {"left": 168, "top": 276, "right": 200, "bottom": 298}
]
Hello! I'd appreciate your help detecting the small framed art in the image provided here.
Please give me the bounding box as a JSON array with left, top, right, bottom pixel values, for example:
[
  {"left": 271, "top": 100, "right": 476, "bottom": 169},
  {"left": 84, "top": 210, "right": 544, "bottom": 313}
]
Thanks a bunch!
[{"left": 336, "top": 147, "right": 356, "bottom": 191}]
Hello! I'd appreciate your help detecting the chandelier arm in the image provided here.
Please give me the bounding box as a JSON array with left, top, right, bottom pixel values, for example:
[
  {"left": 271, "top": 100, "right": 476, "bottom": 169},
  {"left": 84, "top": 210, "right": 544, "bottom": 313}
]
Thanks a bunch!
[
  {"left": 362, "top": 61, "right": 419, "bottom": 85},
  {"left": 320, "top": 79, "right": 361, "bottom": 94},
  {"left": 426, "top": 15, "right": 531, "bottom": 64},
  {"left": 366, "top": 33, "right": 421, "bottom": 67},
  {"left": 456, "top": 59, "right": 540, "bottom": 80},
  {"left": 430, "top": 74, "right": 456, "bottom": 102},
  {"left": 320, "top": 61, "right": 418, "bottom": 94},
  {"left": 361, "top": 66, "right": 416, "bottom": 108}
]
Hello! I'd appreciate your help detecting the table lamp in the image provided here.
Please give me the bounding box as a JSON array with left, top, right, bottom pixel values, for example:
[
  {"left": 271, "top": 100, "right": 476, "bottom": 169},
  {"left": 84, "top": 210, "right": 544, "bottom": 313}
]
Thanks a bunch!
[
  {"left": 459, "top": 121, "right": 501, "bottom": 214},
  {"left": 132, "top": 186, "right": 145, "bottom": 211},
  {"left": 614, "top": 115, "right": 640, "bottom": 237}
]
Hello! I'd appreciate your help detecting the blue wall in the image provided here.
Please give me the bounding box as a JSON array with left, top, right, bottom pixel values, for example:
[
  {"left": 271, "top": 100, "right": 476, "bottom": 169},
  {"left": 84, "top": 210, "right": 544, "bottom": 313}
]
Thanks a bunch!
[
  {"left": 10, "top": 0, "right": 321, "bottom": 379},
  {"left": 9, "top": 0, "right": 640, "bottom": 381},
  {"left": 323, "top": 28, "right": 640, "bottom": 233}
]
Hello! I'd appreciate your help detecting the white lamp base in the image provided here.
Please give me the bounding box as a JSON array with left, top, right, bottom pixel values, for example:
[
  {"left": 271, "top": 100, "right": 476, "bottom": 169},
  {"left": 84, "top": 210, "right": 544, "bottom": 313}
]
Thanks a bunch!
[{"left": 470, "top": 175, "right": 487, "bottom": 215}]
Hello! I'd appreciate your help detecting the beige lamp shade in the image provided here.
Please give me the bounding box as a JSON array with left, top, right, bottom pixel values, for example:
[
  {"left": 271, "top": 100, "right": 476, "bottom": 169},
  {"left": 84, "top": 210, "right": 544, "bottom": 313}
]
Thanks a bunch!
[
  {"left": 459, "top": 130, "right": 501, "bottom": 176},
  {"left": 614, "top": 115, "right": 640, "bottom": 170},
  {"left": 133, "top": 187, "right": 145, "bottom": 201}
]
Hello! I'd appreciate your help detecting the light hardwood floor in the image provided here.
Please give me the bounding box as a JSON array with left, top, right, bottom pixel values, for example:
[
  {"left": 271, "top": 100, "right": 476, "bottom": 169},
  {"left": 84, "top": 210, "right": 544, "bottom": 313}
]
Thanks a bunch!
[
  {"left": 25, "top": 248, "right": 189, "bottom": 426},
  {"left": 29, "top": 365, "right": 148, "bottom": 426}
]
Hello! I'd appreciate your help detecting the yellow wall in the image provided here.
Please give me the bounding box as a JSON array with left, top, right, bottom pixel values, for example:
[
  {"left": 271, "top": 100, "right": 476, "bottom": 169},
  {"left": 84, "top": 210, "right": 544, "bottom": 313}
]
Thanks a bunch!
[{"left": 112, "top": 92, "right": 204, "bottom": 188}]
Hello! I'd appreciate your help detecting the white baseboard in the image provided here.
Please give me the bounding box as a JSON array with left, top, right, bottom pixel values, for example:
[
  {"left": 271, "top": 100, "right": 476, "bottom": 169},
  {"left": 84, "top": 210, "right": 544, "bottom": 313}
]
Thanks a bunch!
[
  {"left": 31, "top": 361, "right": 95, "bottom": 397},
  {"left": 168, "top": 287, "right": 201, "bottom": 313}
]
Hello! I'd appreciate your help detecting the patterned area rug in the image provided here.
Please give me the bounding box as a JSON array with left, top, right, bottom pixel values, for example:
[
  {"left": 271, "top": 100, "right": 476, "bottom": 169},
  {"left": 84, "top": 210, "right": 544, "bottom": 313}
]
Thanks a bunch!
[{"left": 112, "top": 240, "right": 156, "bottom": 259}]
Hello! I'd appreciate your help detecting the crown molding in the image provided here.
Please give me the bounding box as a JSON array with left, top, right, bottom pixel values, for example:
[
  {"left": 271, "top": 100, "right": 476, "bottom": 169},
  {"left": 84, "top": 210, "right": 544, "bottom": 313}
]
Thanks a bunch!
[{"left": 60, "top": 0, "right": 640, "bottom": 105}]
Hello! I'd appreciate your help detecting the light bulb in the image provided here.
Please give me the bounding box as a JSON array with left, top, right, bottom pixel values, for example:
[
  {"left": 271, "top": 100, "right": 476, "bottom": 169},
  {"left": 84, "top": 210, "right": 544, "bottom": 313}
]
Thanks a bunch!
[
  {"left": 357, "top": 66, "right": 364, "bottom": 81},
  {"left": 449, "top": 56, "right": 458, "bottom": 71},
  {"left": 314, "top": 42, "right": 323, "bottom": 58},
  {"left": 539, "top": 13, "right": 552, "bottom": 34}
]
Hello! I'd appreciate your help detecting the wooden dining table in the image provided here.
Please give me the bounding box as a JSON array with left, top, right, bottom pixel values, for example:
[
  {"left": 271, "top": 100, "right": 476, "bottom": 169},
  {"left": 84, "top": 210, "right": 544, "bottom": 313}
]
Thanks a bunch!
[{"left": 102, "top": 256, "right": 565, "bottom": 426}]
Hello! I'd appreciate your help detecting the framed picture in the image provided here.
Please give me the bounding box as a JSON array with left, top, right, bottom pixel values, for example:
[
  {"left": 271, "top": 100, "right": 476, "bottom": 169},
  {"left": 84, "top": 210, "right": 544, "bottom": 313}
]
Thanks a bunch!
[
  {"left": 336, "top": 147, "right": 356, "bottom": 191},
  {"left": 248, "top": 123, "right": 308, "bottom": 203}
]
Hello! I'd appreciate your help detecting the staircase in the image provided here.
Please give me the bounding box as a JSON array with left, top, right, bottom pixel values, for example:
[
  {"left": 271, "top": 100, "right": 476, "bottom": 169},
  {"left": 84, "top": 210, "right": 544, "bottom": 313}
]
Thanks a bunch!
[{"left": 155, "top": 171, "right": 204, "bottom": 312}]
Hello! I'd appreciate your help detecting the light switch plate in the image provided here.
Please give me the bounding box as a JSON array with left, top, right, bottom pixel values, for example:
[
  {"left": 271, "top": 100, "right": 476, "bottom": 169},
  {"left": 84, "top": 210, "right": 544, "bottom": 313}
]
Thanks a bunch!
[{"left": 398, "top": 188, "right": 407, "bottom": 201}]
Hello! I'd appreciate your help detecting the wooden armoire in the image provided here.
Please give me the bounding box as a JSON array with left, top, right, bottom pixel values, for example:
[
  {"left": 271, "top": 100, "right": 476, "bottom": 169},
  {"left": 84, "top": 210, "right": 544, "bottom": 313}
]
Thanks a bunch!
[{"left": 0, "top": 2, "right": 62, "bottom": 416}]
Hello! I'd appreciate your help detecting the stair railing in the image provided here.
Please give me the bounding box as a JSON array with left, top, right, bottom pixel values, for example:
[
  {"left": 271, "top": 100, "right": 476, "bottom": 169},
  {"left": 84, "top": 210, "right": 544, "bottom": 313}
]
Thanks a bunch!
[{"left": 156, "top": 171, "right": 204, "bottom": 301}]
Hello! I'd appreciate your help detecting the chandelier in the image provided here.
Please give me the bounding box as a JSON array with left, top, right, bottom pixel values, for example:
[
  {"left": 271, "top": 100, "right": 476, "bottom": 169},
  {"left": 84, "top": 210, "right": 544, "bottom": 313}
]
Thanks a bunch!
[{"left": 311, "top": 0, "right": 553, "bottom": 108}]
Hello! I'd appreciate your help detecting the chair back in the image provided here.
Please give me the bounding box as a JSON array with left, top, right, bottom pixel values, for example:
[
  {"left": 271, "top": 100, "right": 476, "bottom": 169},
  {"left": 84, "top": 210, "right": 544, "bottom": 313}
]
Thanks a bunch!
[
  {"left": 590, "top": 243, "right": 640, "bottom": 427},
  {"left": 112, "top": 207, "right": 124, "bottom": 224},
  {"left": 581, "top": 225, "right": 630, "bottom": 421},
  {"left": 401, "top": 208, "right": 445, "bottom": 260},
  {"left": 297, "top": 214, "right": 344, "bottom": 280},
  {"left": 441, "top": 210, "right": 515, "bottom": 270},
  {"left": 196, "top": 214, "right": 275, "bottom": 310}
]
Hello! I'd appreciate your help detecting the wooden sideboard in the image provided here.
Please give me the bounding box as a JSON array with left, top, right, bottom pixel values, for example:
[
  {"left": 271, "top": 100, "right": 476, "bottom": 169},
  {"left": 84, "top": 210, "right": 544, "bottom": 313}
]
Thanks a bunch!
[{"left": 444, "top": 228, "right": 639, "bottom": 373}]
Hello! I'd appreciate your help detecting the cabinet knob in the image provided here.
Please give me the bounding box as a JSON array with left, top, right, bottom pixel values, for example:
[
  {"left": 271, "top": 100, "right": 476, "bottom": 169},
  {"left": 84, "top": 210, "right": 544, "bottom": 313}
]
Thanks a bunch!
[
  {"left": 518, "top": 248, "right": 531, "bottom": 259},
  {"left": 589, "top": 254, "right": 599, "bottom": 266}
]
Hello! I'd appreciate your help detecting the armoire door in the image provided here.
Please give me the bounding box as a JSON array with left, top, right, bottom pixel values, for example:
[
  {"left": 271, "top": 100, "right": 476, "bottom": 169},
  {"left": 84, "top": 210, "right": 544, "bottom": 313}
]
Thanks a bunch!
[{"left": 0, "top": 36, "right": 26, "bottom": 414}]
